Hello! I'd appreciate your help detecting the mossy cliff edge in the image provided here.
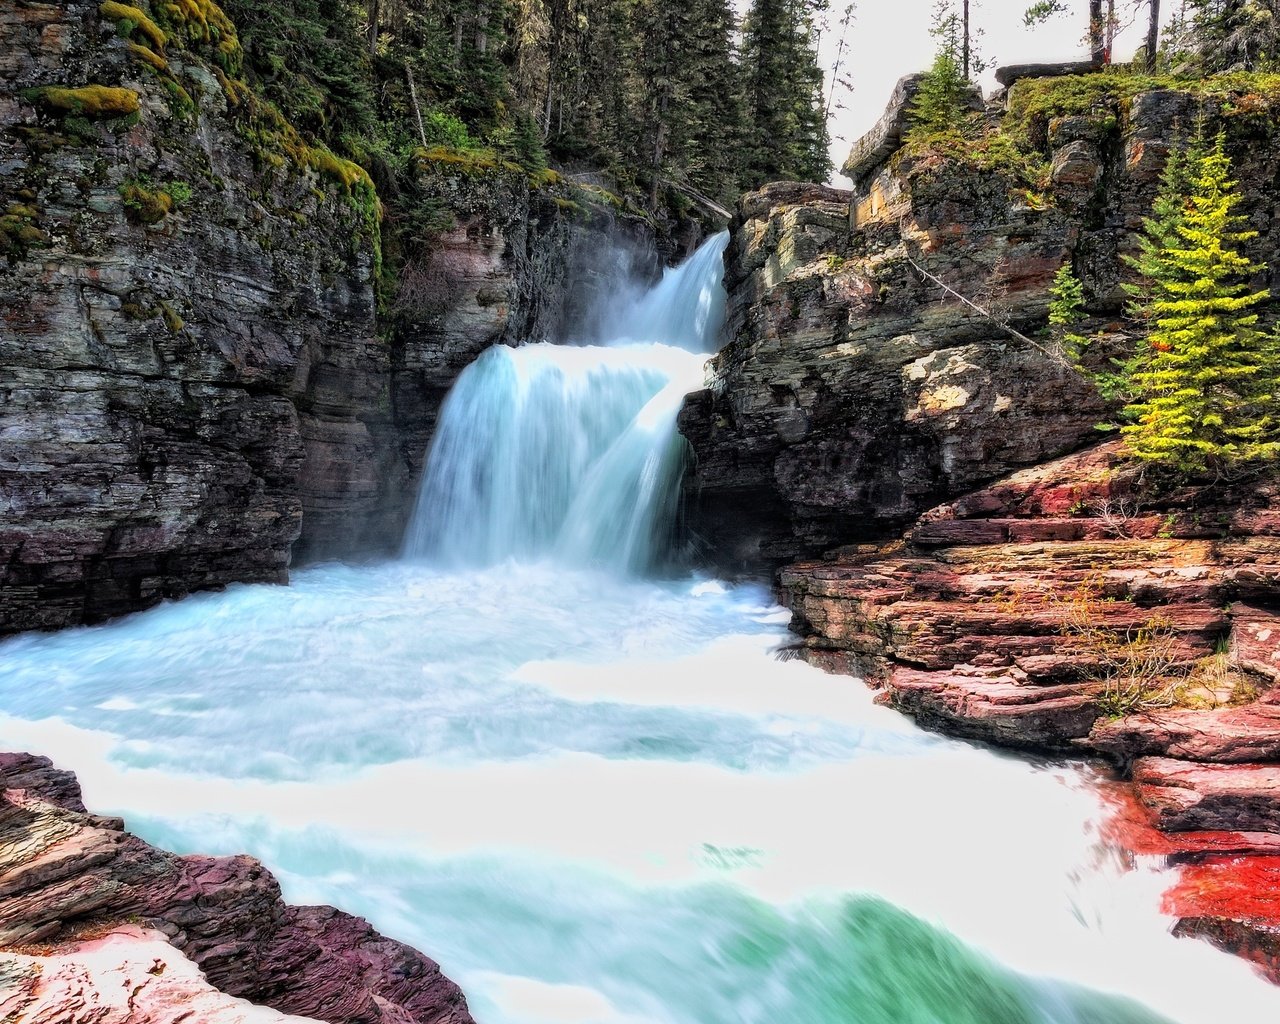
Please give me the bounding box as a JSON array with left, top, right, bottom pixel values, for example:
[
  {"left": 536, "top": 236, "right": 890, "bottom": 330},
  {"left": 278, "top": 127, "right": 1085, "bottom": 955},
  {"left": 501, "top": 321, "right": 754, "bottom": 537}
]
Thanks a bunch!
[{"left": 0, "top": 0, "right": 662, "bottom": 632}]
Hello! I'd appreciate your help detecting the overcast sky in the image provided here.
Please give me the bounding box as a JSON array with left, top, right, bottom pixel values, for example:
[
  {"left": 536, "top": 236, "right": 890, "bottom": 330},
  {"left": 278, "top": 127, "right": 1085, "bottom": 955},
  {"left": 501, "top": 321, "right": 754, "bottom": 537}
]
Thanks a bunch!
[{"left": 822, "top": 0, "right": 1171, "bottom": 185}]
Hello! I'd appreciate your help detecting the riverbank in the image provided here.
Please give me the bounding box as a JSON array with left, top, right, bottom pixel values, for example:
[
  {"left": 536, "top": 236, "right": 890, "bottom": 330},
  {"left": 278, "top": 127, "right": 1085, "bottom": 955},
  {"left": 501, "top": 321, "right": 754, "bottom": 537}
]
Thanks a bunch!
[
  {"left": 779, "top": 438, "right": 1280, "bottom": 977},
  {"left": 0, "top": 752, "right": 474, "bottom": 1024}
]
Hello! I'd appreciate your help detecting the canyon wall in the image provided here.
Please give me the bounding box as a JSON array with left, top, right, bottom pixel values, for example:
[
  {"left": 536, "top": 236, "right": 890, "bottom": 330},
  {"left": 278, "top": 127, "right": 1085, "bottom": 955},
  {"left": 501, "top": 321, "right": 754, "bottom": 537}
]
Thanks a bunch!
[
  {"left": 680, "top": 76, "right": 1280, "bottom": 571},
  {"left": 0, "top": 0, "right": 661, "bottom": 633},
  {"left": 683, "top": 71, "right": 1280, "bottom": 978}
]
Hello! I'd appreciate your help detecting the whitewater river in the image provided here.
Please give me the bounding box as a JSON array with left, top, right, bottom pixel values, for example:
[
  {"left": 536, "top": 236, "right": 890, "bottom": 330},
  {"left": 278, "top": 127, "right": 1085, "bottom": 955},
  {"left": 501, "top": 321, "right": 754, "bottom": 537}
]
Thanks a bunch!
[{"left": 4, "top": 234, "right": 1280, "bottom": 1023}]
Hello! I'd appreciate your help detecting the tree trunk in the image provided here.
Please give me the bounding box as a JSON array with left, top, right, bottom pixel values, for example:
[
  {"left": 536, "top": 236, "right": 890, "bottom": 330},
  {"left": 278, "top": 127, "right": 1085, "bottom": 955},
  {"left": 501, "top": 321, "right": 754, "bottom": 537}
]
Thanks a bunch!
[
  {"left": 476, "top": 0, "right": 489, "bottom": 56},
  {"left": 962, "top": 0, "right": 971, "bottom": 78},
  {"left": 1089, "top": 0, "right": 1106, "bottom": 62},
  {"left": 366, "top": 0, "right": 379, "bottom": 55},
  {"left": 648, "top": 90, "right": 669, "bottom": 214},
  {"left": 1146, "top": 0, "right": 1161, "bottom": 70},
  {"left": 406, "top": 62, "right": 428, "bottom": 148}
]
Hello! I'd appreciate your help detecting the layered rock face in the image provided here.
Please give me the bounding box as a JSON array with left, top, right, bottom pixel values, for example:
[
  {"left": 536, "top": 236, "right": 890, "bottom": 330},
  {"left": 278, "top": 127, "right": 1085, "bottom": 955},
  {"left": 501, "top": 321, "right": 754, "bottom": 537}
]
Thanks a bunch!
[
  {"left": 0, "top": 0, "right": 662, "bottom": 631},
  {"left": 0, "top": 0, "right": 382, "bottom": 631},
  {"left": 0, "top": 752, "right": 474, "bottom": 1024},
  {"left": 680, "top": 80, "right": 1280, "bottom": 571},
  {"left": 687, "top": 72, "right": 1280, "bottom": 977},
  {"left": 380, "top": 170, "right": 660, "bottom": 552}
]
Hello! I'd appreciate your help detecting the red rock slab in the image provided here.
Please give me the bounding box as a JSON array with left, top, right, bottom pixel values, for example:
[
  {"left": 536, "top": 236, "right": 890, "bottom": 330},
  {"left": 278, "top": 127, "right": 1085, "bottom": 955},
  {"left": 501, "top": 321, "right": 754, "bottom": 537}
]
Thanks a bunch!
[
  {"left": 880, "top": 666, "right": 1102, "bottom": 750},
  {"left": 0, "top": 753, "right": 474, "bottom": 1024},
  {"left": 1098, "top": 781, "right": 1280, "bottom": 983},
  {"left": 0, "top": 753, "right": 86, "bottom": 813},
  {"left": 1133, "top": 757, "right": 1280, "bottom": 833},
  {"left": 1236, "top": 604, "right": 1280, "bottom": 685},
  {"left": 0, "top": 926, "right": 317, "bottom": 1024},
  {"left": 1165, "top": 856, "right": 1280, "bottom": 923},
  {"left": 1090, "top": 703, "right": 1280, "bottom": 764},
  {"left": 937, "top": 439, "right": 1133, "bottom": 520},
  {"left": 1098, "top": 780, "right": 1280, "bottom": 859}
]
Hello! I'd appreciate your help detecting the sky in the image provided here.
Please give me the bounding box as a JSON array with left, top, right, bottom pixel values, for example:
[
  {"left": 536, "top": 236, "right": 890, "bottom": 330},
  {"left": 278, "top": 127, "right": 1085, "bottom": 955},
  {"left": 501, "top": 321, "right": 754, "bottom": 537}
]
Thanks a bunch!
[{"left": 822, "top": 0, "right": 1172, "bottom": 185}]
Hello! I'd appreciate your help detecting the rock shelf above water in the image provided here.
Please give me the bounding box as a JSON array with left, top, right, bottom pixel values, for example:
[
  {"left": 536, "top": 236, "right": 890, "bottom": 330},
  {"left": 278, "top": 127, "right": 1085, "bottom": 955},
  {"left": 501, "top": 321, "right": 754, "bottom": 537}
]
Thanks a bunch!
[{"left": 0, "top": 753, "right": 474, "bottom": 1024}]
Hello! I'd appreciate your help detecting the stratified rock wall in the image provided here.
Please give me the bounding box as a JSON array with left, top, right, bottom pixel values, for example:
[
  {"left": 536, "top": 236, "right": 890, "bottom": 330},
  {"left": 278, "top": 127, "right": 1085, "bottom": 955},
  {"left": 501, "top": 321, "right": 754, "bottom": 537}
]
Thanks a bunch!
[
  {"left": 379, "top": 172, "right": 660, "bottom": 553},
  {"left": 681, "top": 82, "right": 1280, "bottom": 571},
  {"left": 0, "top": 0, "right": 382, "bottom": 630}
]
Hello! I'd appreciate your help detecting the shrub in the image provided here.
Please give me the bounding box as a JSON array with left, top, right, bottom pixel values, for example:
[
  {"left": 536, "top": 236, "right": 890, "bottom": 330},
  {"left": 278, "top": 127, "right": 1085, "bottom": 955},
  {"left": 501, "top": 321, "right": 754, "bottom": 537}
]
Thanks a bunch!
[{"left": 422, "top": 110, "right": 474, "bottom": 150}]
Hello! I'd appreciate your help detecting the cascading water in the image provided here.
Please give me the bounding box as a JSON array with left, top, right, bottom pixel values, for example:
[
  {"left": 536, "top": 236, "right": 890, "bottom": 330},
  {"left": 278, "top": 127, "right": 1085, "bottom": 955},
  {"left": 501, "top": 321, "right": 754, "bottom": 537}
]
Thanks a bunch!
[
  {"left": 402, "top": 231, "right": 729, "bottom": 573},
  {"left": 3, "top": 233, "right": 1280, "bottom": 1024}
]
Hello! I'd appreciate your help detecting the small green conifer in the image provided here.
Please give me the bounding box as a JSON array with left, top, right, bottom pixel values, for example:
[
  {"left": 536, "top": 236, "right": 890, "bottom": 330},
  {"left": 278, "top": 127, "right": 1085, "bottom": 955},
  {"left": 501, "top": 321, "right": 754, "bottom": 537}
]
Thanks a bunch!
[{"left": 1121, "top": 135, "right": 1280, "bottom": 470}]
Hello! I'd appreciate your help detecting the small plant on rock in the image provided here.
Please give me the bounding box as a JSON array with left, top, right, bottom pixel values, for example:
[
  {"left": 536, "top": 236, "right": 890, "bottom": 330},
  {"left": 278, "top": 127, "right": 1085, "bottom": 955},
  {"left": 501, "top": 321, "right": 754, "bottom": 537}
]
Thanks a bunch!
[{"left": 1056, "top": 577, "right": 1184, "bottom": 716}]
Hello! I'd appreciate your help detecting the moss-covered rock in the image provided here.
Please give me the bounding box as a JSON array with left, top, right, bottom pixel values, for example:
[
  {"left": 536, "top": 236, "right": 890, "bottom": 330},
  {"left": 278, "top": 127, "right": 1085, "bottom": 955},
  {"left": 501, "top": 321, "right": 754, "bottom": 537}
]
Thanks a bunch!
[{"left": 23, "top": 84, "right": 141, "bottom": 118}]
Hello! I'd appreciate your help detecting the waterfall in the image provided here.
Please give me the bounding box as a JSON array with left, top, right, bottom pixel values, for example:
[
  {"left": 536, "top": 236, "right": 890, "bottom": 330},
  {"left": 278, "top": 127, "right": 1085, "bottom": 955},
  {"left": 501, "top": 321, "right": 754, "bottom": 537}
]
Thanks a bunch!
[
  {"left": 402, "top": 231, "right": 729, "bottom": 573},
  {"left": 607, "top": 230, "right": 729, "bottom": 351}
]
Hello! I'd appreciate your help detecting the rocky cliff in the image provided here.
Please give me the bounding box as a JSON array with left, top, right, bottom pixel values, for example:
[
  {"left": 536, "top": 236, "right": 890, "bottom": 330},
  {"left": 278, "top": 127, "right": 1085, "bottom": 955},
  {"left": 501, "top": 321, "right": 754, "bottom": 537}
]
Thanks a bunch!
[
  {"left": 0, "top": 752, "right": 473, "bottom": 1023},
  {"left": 779, "top": 440, "right": 1280, "bottom": 977},
  {"left": 685, "top": 70, "right": 1280, "bottom": 979},
  {"left": 0, "top": 0, "right": 664, "bottom": 633},
  {"left": 680, "top": 74, "right": 1280, "bottom": 571}
]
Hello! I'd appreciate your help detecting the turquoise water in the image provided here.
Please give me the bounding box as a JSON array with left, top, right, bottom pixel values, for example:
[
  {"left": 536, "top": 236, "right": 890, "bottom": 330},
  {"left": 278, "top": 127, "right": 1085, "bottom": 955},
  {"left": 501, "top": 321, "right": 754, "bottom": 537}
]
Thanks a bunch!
[{"left": 2, "top": 561, "right": 1276, "bottom": 1024}]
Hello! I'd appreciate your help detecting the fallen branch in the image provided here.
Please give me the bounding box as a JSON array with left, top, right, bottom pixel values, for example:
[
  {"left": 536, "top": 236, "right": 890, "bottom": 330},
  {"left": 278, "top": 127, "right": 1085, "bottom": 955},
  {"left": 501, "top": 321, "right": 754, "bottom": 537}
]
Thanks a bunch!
[{"left": 902, "top": 250, "right": 1070, "bottom": 367}]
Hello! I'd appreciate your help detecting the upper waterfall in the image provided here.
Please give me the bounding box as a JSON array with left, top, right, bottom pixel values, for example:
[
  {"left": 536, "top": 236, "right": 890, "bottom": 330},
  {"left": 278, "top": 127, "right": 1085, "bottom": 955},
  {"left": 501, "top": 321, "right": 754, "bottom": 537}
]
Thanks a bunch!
[
  {"left": 604, "top": 230, "right": 729, "bottom": 353},
  {"left": 402, "top": 232, "right": 730, "bottom": 573}
]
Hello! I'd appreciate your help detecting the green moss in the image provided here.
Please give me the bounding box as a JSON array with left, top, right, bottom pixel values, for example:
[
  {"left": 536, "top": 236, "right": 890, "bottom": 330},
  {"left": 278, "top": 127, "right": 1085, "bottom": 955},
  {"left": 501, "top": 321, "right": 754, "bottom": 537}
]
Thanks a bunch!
[
  {"left": 529, "top": 167, "right": 562, "bottom": 188},
  {"left": 126, "top": 41, "right": 169, "bottom": 72},
  {"left": 1006, "top": 68, "right": 1280, "bottom": 153},
  {"left": 414, "top": 145, "right": 503, "bottom": 175},
  {"left": 154, "top": 0, "right": 242, "bottom": 75},
  {"left": 13, "top": 125, "right": 72, "bottom": 153},
  {"left": 161, "top": 77, "right": 195, "bottom": 118},
  {"left": 903, "top": 125, "right": 1051, "bottom": 193},
  {"left": 158, "top": 300, "right": 184, "bottom": 332},
  {"left": 306, "top": 144, "right": 374, "bottom": 191},
  {"left": 99, "top": 2, "right": 168, "bottom": 50},
  {"left": 23, "top": 85, "right": 141, "bottom": 119},
  {"left": 0, "top": 205, "right": 47, "bottom": 257},
  {"left": 118, "top": 179, "right": 174, "bottom": 223},
  {"left": 569, "top": 181, "right": 624, "bottom": 210}
]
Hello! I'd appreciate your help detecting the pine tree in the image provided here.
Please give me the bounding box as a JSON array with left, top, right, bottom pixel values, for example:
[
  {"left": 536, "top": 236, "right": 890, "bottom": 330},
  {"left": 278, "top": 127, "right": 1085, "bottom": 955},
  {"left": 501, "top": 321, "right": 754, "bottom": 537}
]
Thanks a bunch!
[
  {"left": 740, "top": 0, "right": 830, "bottom": 187},
  {"left": 1121, "top": 136, "right": 1280, "bottom": 470},
  {"left": 908, "top": 50, "right": 969, "bottom": 138},
  {"left": 1048, "top": 262, "right": 1091, "bottom": 364}
]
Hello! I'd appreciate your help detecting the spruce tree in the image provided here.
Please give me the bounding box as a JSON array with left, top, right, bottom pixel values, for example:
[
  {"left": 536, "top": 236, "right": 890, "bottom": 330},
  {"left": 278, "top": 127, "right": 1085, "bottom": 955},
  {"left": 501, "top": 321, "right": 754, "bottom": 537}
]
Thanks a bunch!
[
  {"left": 740, "top": 0, "right": 831, "bottom": 187},
  {"left": 1048, "top": 262, "right": 1090, "bottom": 365},
  {"left": 1121, "top": 136, "right": 1280, "bottom": 470},
  {"left": 908, "top": 50, "right": 969, "bottom": 139}
]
